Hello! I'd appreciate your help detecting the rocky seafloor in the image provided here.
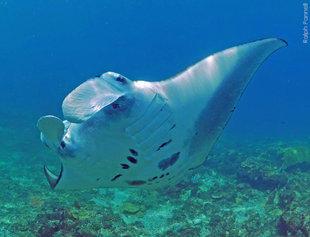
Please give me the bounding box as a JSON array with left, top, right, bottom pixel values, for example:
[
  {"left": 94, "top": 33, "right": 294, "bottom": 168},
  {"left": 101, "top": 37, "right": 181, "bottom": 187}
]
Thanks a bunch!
[{"left": 1, "top": 117, "right": 310, "bottom": 236}]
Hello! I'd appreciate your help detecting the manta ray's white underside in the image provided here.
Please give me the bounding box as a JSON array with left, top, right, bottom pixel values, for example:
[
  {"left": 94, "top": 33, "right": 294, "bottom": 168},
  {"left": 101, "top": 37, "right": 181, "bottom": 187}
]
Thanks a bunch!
[{"left": 37, "top": 38, "right": 287, "bottom": 190}]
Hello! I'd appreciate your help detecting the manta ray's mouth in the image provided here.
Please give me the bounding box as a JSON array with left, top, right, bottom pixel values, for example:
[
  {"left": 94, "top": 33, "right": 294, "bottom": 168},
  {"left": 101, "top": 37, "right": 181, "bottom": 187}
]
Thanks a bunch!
[{"left": 43, "top": 164, "right": 63, "bottom": 190}]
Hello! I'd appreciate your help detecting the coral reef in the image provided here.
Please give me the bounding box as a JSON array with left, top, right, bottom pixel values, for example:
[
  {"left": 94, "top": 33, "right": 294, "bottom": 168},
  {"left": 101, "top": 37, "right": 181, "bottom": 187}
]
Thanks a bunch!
[
  {"left": 279, "top": 146, "right": 310, "bottom": 170},
  {"left": 1, "top": 120, "right": 310, "bottom": 236},
  {"left": 237, "top": 156, "right": 287, "bottom": 190}
]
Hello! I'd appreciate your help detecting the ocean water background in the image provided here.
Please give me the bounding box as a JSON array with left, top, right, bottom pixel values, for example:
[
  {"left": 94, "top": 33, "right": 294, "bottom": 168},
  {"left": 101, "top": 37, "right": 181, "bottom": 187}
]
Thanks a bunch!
[
  {"left": 0, "top": 0, "right": 310, "bottom": 236},
  {"left": 1, "top": 0, "right": 309, "bottom": 138}
]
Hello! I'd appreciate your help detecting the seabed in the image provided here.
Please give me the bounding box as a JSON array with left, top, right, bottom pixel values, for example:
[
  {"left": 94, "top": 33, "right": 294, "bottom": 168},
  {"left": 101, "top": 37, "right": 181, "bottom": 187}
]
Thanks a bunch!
[{"left": 1, "top": 116, "right": 309, "bottom": 236}]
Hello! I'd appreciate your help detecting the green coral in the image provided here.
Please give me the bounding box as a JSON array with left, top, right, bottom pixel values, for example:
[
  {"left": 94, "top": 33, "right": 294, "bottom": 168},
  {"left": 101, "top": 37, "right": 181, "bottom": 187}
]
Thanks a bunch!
[
  {"left": 281, "top": 146, "right": 310, "bottom": 169},
  {"left": 118, "top": 202, "right": 145, "bottom": 217}
]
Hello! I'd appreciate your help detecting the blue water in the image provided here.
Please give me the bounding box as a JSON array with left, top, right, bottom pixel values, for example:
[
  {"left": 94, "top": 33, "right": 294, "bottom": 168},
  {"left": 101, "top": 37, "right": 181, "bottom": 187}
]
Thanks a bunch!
[
  {"left": 1, "top": 0, "right": 309, "bottom": 138},
  {"left": 1, "top": 1, "right": 310, "bottom": 236}
]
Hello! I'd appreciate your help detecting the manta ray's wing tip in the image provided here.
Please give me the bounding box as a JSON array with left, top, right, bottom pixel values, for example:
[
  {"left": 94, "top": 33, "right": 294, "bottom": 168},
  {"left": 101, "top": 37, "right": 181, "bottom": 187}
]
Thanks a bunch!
[
  {"left": 276, "top": 38, "right": 288, "bottom": 46},
  {"left": 254, "top": 37, "right": 288, "bottom": 47}
]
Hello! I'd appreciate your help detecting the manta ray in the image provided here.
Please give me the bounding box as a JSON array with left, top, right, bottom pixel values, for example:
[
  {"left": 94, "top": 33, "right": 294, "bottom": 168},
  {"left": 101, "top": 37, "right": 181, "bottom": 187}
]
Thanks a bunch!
[{"left": 38, "top": 38, "right": 287, "bottom": 190}]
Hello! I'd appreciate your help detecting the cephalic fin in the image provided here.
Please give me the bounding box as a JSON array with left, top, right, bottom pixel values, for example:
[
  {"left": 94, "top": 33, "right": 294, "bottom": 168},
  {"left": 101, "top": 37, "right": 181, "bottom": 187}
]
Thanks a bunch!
[
  {"left": 43, "top": 164, "right": 63, "bottom": 190},
  {"left": 37, "top": 115, "right": 64, "bottom": 149}
]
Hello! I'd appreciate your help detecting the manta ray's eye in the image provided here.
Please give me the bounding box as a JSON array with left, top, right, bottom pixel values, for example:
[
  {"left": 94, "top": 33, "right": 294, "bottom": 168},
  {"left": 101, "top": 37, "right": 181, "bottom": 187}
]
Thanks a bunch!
[
  {"left": 116, "top": 76, "right": 127, "bottom": 84},
  {"left": 60, "top": 141, "right": 66, "bottom": 149}
]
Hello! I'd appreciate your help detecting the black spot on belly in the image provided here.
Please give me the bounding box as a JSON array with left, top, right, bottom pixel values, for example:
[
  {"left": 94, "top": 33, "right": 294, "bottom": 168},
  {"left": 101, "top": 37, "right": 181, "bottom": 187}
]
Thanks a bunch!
[
  {"left": 129, "top": 149, "right": 138, "bottom": 156},
  {"left": 96, "top": 177, "right": 101, "bottom": 181},
  {"left": 111, "top": 174, "right": 122, "bottom": 181},
  {"left": 156, "top": 139, "right": 172, "bottom": 151},
  {"left": 158, "top": 152, "right": 180, "bottom": 171},
  {"left": 159, "top": 174, "right": 164, "bottom": 178},
  {"left": 127, "top": 180, "right": 146, "bottom": 185},
  {"left": 148, "top": 176, "right": 158, "bottom": 181},
  {"left": 127, "top": 156, "right": 137, "bottom": 164},
  {"left": 121, "top": 164, "right": 130, "bottom": 169}
]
